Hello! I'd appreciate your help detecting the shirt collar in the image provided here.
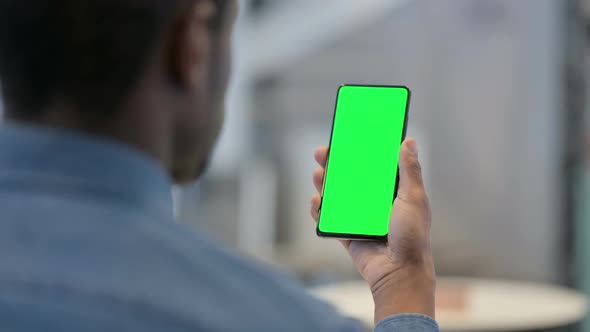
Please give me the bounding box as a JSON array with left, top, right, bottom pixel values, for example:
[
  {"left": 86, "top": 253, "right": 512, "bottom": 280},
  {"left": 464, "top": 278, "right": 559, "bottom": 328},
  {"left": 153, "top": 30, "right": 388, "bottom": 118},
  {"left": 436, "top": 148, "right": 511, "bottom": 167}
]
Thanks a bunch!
[{"left": 0, "top": 123, "right": 174, "bottom": 219}]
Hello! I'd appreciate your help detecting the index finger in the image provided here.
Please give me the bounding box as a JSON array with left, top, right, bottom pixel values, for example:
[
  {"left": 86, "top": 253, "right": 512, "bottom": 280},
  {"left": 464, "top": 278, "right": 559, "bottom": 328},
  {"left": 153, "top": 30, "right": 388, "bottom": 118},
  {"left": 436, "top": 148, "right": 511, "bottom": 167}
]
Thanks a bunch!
[{"left": 314, "top": 146, "right": 328, "bottom": 167}]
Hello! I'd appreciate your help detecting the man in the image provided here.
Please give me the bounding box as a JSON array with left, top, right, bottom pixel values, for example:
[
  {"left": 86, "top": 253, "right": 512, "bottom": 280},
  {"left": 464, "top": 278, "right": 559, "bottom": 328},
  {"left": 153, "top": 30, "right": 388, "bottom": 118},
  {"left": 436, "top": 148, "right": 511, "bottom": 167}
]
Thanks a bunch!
[{"left": 0, "top": 0, "right": 437, "bottom": 331}]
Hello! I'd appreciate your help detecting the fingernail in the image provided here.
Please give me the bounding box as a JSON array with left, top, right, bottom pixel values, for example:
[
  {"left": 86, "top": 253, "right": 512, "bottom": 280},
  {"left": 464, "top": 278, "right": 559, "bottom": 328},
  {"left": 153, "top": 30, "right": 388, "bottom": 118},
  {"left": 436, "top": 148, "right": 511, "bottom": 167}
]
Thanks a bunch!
[{"left": 407, "top": 139, "right": 418, "bottom": 156}]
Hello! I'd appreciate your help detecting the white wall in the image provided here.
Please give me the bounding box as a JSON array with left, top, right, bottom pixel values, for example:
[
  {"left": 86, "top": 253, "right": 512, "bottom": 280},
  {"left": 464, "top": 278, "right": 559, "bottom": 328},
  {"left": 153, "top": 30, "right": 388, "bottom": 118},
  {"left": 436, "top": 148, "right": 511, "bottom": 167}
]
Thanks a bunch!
[
  {"left": 184, "top": 0, "right": 566, "bottom": 283},
  {"left": 262, "top": 0, "right": 564, "bottom": 282}
]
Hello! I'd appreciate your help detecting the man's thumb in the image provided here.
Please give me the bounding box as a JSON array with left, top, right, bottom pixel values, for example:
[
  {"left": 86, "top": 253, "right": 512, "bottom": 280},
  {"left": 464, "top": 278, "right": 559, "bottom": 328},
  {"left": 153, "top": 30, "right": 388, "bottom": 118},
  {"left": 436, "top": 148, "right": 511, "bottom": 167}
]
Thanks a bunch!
[{"left": 397, "top": 138, "right": 426, "bottom": 204}]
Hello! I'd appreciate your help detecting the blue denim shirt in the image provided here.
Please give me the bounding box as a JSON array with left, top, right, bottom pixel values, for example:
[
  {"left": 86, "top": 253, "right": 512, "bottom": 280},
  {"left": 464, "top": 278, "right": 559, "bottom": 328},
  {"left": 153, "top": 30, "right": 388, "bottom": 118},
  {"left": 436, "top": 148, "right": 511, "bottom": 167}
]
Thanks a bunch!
[{"left": 0, "top": 124, "right": 438, "bottom": 332}]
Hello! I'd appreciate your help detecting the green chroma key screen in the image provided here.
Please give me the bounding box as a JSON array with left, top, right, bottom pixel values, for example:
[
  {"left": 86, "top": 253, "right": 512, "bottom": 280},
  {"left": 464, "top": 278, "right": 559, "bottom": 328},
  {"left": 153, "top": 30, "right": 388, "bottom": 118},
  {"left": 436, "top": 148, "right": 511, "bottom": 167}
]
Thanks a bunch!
[{"left": 318, "top": 85, "right": 410, "bottom": 239}]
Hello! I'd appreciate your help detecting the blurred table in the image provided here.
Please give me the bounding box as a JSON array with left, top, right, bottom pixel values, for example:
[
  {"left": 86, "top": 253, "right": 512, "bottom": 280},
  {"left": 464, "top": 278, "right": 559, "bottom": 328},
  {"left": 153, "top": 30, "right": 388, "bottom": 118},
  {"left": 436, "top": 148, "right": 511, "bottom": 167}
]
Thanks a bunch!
[{"left": 309, "top": 277, "right": 587, "bottom": 331}]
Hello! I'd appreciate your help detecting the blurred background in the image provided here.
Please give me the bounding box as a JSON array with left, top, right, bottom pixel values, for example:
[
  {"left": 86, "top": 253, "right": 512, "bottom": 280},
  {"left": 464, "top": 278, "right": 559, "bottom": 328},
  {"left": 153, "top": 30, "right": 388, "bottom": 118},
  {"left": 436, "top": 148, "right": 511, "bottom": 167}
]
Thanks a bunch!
[
  {"left": 172, "top": 0, "right": 590, "bottom": 331},
  {"left": 181, "top": 0, "right": 566, "bottom": 280}
]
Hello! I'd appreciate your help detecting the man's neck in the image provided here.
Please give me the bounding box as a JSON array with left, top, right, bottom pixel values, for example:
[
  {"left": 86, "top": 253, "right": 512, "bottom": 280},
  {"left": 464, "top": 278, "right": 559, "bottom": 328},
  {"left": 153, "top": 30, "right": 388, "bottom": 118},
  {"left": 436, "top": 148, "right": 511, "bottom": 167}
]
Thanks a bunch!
[{"left": 4, "top": 102, "right": 172, "bottom": 175}]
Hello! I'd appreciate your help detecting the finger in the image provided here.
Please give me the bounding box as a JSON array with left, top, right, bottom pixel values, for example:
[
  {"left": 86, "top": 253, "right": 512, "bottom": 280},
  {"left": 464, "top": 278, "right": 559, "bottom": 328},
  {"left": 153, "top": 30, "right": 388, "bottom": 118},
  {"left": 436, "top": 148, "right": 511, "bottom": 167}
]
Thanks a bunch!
[
  {"left": 310, "top": 194, "right": 321, "bottom": 222},
  {"left": 339, "top": 239, "right": 352, "bottom": 250},
  {"left": 397, "top": 138, "right": 427, "bottom": 205},
  {"left": 314, "top": 146, "right": 329, "bottom": 168},
  {"left": 313, "top": 168, "right": 325, "bottom": 193}
]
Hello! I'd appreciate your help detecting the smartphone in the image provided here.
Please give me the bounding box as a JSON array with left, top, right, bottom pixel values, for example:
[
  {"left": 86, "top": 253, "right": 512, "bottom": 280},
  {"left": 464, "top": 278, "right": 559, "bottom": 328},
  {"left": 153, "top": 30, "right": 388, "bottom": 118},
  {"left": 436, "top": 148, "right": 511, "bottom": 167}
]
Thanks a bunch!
[{"left": 317, "top": 84, "right": 410, "bottom": 241}]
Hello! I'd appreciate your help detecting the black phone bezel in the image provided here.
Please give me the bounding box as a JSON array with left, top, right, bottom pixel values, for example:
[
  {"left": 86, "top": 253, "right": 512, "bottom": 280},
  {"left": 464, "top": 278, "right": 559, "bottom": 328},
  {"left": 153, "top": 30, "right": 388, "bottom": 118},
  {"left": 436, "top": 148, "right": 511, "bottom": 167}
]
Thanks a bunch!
[{"left": 316, "top": 84, "right": 411, "bottom": 242}]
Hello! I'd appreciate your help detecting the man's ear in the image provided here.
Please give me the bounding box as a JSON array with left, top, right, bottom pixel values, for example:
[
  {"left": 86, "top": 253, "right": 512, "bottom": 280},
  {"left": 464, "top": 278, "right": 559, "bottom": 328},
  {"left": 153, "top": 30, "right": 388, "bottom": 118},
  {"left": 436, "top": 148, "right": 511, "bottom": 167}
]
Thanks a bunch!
[{"left": 169, "top": 1, "right": 216, "bottom": 89}]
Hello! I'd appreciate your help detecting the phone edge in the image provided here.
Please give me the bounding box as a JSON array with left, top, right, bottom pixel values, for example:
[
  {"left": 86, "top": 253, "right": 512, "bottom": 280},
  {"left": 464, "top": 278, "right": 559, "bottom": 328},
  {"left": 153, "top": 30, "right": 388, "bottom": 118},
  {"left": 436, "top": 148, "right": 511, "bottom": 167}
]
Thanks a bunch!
[{"left": 316, "top": 84, "right": 411, "bottom": 242}]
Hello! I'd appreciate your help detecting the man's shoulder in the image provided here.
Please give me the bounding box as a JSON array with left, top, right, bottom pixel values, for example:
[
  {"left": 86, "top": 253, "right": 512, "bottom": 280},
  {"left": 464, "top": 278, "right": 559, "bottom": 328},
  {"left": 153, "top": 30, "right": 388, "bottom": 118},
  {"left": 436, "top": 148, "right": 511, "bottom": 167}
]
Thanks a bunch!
[{"left": 0, "top": 194, "right": 356, "bottom": 331}]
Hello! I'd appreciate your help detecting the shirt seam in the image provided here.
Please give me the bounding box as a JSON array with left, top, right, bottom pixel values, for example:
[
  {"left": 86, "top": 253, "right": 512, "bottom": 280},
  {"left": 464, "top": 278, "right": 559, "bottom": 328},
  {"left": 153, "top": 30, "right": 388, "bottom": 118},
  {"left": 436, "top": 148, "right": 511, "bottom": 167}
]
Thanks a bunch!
[{"left": 0, "top": 179, "right": 172, "bottom": 222}]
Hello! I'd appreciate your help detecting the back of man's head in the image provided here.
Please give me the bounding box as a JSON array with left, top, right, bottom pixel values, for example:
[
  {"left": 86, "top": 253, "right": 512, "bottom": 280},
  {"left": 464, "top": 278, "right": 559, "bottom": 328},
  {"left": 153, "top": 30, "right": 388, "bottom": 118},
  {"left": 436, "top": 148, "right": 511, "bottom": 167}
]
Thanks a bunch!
[
  {"left": 0, "top": 0, "right": 235, "bottom": 184},
  {"left": 0, "top": 0, "right": 185, "bottom": 115}
]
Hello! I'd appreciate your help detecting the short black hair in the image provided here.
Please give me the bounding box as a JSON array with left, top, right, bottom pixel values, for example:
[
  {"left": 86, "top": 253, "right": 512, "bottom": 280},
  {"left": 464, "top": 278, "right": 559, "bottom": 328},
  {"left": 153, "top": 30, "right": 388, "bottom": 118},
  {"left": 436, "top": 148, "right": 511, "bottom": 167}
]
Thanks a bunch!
[{"left": 0, "top": 0, "right": 188, "bottom": 116}]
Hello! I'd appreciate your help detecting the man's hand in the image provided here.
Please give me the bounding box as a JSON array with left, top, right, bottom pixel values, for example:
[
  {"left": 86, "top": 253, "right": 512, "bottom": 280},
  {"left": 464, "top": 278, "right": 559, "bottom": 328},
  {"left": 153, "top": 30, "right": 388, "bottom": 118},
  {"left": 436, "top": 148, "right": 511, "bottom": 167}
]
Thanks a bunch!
[{"left": 310, "top": 138, "right": 435, "bottom": 323}]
